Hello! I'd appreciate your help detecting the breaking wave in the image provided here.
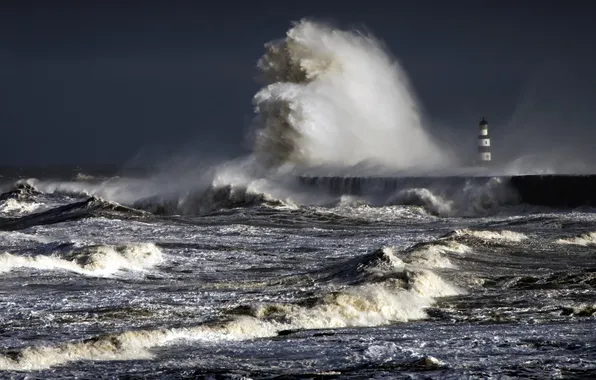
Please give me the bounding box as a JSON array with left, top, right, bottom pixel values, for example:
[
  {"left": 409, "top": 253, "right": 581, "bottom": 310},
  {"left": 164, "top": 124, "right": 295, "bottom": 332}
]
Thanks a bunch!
[
  {"left": 132, "top": 183, "right": 285, "bottom": 216},
  {"left": 0, "top": 195, "right": 148, "bottom": 231},
  {"left": 0, "top": 183, "right": 44, "bottom": 216},
  {"left": 240, "top": 272, "right": 459, "bottom": 330},
  {"left": 0, "top": 315, "right": 277, "bottom": 371},
  {"left": 555, "top": 232, "right": 596, "bottom": 246},
  {"left": 252, "top": 19, "right": 453, "bottom": 171},
  {"left": 0, "top": 243, "right": 163, "bottom": 276},
  {"left": 0, "top": 199, "right": 44, "bottom": 217},
  {"left": 403, "top": 241, "right": 471, "bottom": 269},
  {"left": 0, "top": 183, "right": 40, "bottom": 202}
]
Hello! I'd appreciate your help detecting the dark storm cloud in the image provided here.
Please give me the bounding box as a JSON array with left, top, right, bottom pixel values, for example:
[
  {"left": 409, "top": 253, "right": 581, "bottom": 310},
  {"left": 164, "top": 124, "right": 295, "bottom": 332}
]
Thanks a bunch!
[{"left": 0, "top": 1, "right": 595, "bottom": 167}]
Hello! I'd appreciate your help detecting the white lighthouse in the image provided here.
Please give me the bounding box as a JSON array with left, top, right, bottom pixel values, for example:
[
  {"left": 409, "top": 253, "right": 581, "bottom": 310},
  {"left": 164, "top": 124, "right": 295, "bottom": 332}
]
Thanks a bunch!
[{"left": 478, "top": 117, "right": 491, "bottom": 164}]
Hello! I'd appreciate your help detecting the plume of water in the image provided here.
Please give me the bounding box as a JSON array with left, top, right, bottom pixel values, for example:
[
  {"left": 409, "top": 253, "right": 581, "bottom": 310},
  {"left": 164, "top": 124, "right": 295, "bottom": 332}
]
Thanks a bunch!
[{"left": 251, "top": 20, "right": 454, "bottom": 173}]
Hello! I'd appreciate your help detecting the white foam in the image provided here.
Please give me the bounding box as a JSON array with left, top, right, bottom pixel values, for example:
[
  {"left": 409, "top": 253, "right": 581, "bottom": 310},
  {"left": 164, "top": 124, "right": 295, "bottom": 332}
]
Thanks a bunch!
[
  {"left": 0, "top": 318, "right": 277, "bottom": 371},
  {"left": 367, "top": 246, "right": 406, "bottom": 272},
  {"left": 0, "top": 243, "right": 163, "bottom": 276},
  {"left": 555, "top": 232, "right": 596, "bottom": 246},
  {"left": 404, "top": 241, "right": 471, "bottom": 269},
  {"left": 450, "top": 229, "right": 528, "bottom": 243},
  {"left": 252, "top": 267, "right": 463, "bottom": 330},
  {"left": 363, "top": 342, "right": 402, "bottom": 362},
  {"left": 387, "top": 188, "right": 453, "bottom": 216},
  {"left": 407, "top": 269, "right": 462, "bottom": 297},
  {"left": 0, "top": 199, "right": 44, "bottom": 216}
]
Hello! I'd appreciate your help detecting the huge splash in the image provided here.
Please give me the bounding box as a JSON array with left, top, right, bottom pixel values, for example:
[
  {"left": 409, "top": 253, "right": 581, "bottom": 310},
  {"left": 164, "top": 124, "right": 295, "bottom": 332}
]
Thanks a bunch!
[{"left": 252, "top": 20, "right": 453, "bottom": 172}]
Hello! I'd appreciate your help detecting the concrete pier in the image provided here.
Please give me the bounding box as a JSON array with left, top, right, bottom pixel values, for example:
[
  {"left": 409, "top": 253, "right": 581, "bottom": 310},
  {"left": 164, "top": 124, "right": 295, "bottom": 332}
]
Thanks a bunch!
[{"left": 298, "top": 175, "right": 596, "bottom": 208}]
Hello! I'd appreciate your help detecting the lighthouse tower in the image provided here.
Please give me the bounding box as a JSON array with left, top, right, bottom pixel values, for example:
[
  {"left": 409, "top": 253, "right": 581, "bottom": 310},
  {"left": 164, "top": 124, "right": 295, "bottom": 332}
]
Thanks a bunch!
[{"left": 478, "top": 117, "right": 491, "bottom": 164}]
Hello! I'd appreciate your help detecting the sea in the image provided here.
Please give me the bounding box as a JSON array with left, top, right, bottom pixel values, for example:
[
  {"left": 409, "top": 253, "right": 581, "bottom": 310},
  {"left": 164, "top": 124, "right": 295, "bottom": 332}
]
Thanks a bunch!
[
  {"left": 0, "top": 165, "right": 595, "bottom": 379},
  {"left": 2, "top": 19, "right": 596, "bottom": 379}
]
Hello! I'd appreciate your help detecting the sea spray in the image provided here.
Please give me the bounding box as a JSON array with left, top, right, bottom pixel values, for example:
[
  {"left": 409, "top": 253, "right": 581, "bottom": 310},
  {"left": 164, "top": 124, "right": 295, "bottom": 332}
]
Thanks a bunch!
[{"left": 252, "top": 20, "right": 453, "bottom": 171}]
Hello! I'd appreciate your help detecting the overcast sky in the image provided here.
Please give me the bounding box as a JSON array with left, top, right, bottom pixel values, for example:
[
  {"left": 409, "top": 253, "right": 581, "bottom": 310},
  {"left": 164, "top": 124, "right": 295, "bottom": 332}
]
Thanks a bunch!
[{"left": 1, "top": 1, "right": 594, "bottom": 167}]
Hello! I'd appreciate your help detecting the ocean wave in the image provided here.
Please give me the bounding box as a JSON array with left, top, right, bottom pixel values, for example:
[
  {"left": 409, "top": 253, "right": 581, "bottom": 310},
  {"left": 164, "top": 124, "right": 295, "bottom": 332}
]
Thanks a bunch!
[
  {"left": 444, "top": 228, "right": 529, "bottom": 243},
  {"left": 555, "top": 232, "right": 596, "bottom": 246},
  {"left": 386, "top": 188, "right": 453, "bottom": 216},
  {"left": 239, "top": 272, "right": 460, "bottom": 330},
  {"left": 132, "top": 183, "right": 286, "bottom": 216},
  {"left": 361, "top": 342, "right": 447, "bottom": 370},
  {"left": 0, "top": 196, "right": 148, "bottom": 231},
  {"left": 498, "top": 270, "right": 596, "bottom": 292},
  {"left": 319, "top": 247, "right": 406, "bottom": 284},
  {"left": 327, "top": 228, "right": 528, "bottom": 282},
  {"left": 0, "top": 198, "right": 44, "bottom": 217},
  {"left": 0, "top": 182, "right": 41, "bottom": 203},
  {"left": 276, "top": 246, "right": 465, "bottom": 326},
  {"left": 0, "top": 315, "right": 278, "bottom": 371},
  {"left": 226, "top": 248, "right": 462, "bottom": 332},
  {"left": 26, "top": 176, "right": 159, "bottom": 205},
  {"left": 559, "top": 304, "right": 596, "bottom": 317},
  {"left": 403, "top": 240, "right": 471, "bottom": 269},
  {"left": 0, "top": 242, "right": 163, "bottom": 276}
]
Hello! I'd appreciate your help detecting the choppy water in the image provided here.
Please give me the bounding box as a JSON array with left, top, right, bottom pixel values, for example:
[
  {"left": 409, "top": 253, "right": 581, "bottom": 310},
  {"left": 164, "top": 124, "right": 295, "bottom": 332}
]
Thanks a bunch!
[{"left": 1, "top": 171, "right": 596, "bottom": 379}]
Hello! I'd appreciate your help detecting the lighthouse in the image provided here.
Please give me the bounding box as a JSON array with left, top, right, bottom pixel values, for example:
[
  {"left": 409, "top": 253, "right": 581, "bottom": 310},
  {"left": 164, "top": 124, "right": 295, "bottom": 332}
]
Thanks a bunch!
[{"left": 478, "top": 117, "right": 491, "bottom": 164}]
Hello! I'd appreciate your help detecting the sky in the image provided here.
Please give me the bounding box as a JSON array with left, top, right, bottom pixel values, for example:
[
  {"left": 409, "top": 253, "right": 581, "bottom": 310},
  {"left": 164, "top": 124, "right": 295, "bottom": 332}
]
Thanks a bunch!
[{"left": 0, "top": 1, "right": 595, "bottom": 167}]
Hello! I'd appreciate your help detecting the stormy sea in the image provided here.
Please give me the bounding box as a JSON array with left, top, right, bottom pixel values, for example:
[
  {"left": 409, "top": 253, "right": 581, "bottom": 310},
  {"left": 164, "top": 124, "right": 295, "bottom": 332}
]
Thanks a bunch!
[{"left": 1, "top": 20, "right": 595, "bottom": 379}]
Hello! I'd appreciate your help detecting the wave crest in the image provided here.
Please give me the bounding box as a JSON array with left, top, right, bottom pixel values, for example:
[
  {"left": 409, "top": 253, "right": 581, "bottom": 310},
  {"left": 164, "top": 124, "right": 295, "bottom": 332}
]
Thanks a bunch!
[
  {"left": 555, "top": 232, "right": 596, "bottom": 246},
  {"left": 445, "top": 228, "right": 528, "bottom": 243},
  {"left": 133, "top": 183, "right": 287, "bottom": 216},
  {"left": 0, "top": 182, "right": 40, "bottom": 202},
  {"left": 0, "top": 243, "right": 163, "bottom": 276},
  {"left": 0, "top": 198, "right": 43, "bottom": 216}
]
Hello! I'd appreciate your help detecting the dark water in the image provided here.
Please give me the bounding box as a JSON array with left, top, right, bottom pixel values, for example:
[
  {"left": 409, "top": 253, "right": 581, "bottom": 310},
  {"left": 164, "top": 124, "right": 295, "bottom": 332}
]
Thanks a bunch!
[{"left": 0, "top": 168, "right": 595, "bottom": 379}]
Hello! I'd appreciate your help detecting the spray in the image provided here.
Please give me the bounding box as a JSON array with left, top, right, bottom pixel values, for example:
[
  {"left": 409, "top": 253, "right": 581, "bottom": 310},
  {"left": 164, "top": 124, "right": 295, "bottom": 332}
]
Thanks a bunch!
[{"left": 251, "top": 20, "right": 454, "bottom": 173}]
